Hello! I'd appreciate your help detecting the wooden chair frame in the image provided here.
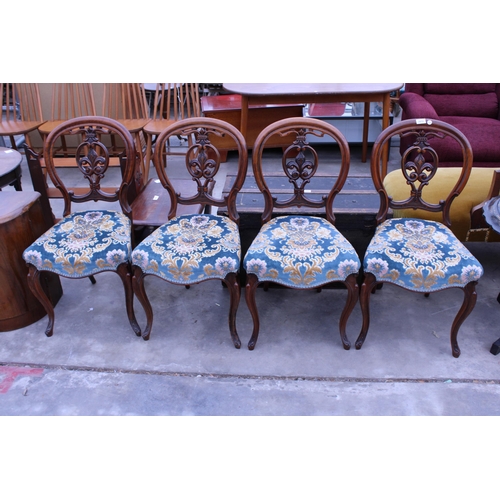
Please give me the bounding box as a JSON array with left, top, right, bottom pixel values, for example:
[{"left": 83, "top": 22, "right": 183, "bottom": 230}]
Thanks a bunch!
[
  {"left": 131, "top": 117, "right": 248, "bottom": 345},
  {"left": 25, "top": 116, "right": 141, "bottom": 338},
  {"left": 244, "top": 117, "right": 359, "bottom": 351},
  {"left": 356, "top": 118, "right": 478, "bottom": 358}
]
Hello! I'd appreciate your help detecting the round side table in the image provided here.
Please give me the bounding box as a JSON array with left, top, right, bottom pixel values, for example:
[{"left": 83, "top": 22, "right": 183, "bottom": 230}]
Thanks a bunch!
[
  {"left": 0, "top": 147, "right": 23, "bottom": 191},
  {"left": 0, "top": 191, "right": 63, "bottom": 331}
]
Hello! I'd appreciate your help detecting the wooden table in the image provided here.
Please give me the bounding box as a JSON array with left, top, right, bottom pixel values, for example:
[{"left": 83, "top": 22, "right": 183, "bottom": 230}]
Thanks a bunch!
[
  {"left": 0, "top": 192, "right": 62, "bottom": 331},
  {"left": 223, "top": 83, "right": 403, "bottom": 176},
  {"left": 0, "top": 147, "right": 23, "bottom": 190}
]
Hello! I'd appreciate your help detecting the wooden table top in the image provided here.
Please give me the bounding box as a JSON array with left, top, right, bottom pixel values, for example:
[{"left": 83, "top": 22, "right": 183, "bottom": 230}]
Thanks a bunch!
[
  {"left": 0, "top": 147, "right": 22, "bottom": 175},
  {"left": 0, "top": 191, "right": 40, "bottom": 224},
  {"left": 223, "top": 83, "right": 403, "bottom": 98}
]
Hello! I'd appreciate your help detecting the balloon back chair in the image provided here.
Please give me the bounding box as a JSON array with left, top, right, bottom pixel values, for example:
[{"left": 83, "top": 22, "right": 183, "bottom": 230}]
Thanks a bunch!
[
  {"left": 131, "top": 117, "right": 248, "bottom": 346},
  {"left": 243, "top": 117, "right": 361, "bottom": 351},
  {"left": 23, "top": 116, "right": 142, "bottom": 338},
  {"left": 356, "top": 118, "right": 484, "bottom": 357}
]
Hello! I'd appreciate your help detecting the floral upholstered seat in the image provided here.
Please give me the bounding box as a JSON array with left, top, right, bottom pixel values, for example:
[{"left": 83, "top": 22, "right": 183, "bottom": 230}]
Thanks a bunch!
[
  {"left": 244, "top": 215, "right": 360, "bottom": 289},
  {"left": 243, "top": 118, "right": 360, "bottom": 351},
  {"left": 132, "top": 214, "right": 240, "bottom": 285},
  {"left": 24, "top": 210, "right": 132, "bottom": 278},
  {"left": 356, "top": 118, "right": 483, "bottom": 358},
  {"left": 131, "top": 118, "right": 248, "bottom": 347},
  {"left": 364, "top": 218, "right": 483, "bottom": 293}
]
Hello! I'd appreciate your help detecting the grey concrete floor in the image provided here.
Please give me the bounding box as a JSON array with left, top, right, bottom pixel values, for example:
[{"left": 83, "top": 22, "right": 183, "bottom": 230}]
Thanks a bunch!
[{"left": 1, "top": 137, "right": 500, "bottom": 417}]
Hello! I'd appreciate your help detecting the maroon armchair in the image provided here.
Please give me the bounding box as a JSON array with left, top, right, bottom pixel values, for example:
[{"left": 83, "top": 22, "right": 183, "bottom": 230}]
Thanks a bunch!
[{"left": 399, "top": 83, "right": 500, "bottom": 168}]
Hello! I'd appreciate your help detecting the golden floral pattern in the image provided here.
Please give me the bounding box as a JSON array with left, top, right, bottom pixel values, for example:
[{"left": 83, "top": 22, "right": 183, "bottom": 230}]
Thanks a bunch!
[
  {"left": 364, "top": 219, "right": 483, "bottom": 291},
  {"left": 244, "top": 216, "right": 360, "bottom": 287},
  {"left": 132, "top": 214, "right": 241, "bottom": 284}
]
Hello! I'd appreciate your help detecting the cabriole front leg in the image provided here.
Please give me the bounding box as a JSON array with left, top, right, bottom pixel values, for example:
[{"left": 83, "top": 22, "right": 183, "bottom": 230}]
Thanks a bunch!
[
  {"left": 245, "top": 273, "right": 260, "bottom": 350},
  {"left": 355, "top": 272, "right": 378, "bottom": 350},
  {"left": 116, "top": 263, "right": 142, "bottom": 337},
  {"left": 450, "top": 281, "right": 478, "bottom": 358},
  {"left": 27, "top": 264, "right": 55, "bottom": 337},
  {"left": 338, "top": 273, "right": 359, "bottom": 350},
  {"left": 132, "top": 266, "right": 154, "bottom": 340},
  {"left": 223, "top": 273, "right": 241, "bottom": 349}
]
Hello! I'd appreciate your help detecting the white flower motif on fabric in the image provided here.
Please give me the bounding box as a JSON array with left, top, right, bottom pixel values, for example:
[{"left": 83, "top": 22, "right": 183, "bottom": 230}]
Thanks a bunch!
[
  {"left": 23, "top": 249, "right": 43, "bottom": 268},
  {"left": 246, "top": 258, "right": 267, "bottom": 277},
  {"left": 106, "top": 249, "right": 127, "bottom": 266}
]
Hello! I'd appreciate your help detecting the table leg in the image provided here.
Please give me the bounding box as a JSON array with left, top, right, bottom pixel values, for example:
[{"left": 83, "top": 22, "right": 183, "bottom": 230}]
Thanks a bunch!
[
  {"left": 240, "top": 95, "right": 249, "bottom": 139},
  {"left": 381, "top": 93, "right": 391, "bottom": 179},
  {"left": 362, "top": 102, "right": 369, "bottom": 163}
]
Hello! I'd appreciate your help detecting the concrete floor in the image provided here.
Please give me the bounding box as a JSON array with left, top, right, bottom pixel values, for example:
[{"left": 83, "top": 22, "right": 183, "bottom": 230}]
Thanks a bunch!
[{"left": 1, "top": 135, "right": 500, "bottom": 416}]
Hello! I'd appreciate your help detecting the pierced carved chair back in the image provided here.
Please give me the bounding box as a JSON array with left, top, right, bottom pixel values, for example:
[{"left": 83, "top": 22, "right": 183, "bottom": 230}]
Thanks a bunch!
[
  {"left": 43, "top": 116, "right": 138, "bottom": 219},
  {"left": 252, "top": 117, "right": 351, "bottom": 226},
  {"left": 372, "top": 118, "right": 473, "bottom": 228},
  {"left": 153, "top": 116, "right": 248, "bottom": 222}
]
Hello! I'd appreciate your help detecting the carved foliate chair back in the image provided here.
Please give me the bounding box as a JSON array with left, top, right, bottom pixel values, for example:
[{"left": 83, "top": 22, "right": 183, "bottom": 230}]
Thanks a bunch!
[
  {"left": 131, "top": 117, "right": 248, "bottom": 346},
  {"left": 357, "top": 118, "right": 483, "bottom": 357},
  {"left": 243, "top": 117, "right": 361, "bottom": 351},
  {"left": 373, "top": 118, "right": 474, "bottom": 228},
  {"left": 42, "top": 117, "right": 137, "bottom": 218},
  {"left": 22, "top": 116, "right": 141, "bottom": 339}
]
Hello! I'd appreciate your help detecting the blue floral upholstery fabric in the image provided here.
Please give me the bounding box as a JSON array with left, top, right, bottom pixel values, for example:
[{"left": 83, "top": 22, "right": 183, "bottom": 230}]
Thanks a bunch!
[
  {"left": 132, "top": 214, "right": 241, "bottom": 285},
  {"left": 244, "top": 215, "right": 361, "bottom": 288},
  {"left": 364, "top": 218, "right": 484, "bottom": 292},
  {"left": 23, "top": 210, "right": 132, "bottom": 278}
]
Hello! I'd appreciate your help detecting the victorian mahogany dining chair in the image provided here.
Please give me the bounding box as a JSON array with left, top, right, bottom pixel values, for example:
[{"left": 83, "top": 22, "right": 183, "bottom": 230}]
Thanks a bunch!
[
  {"left": 243, "top": 117, "right": 361, "bottom": 351},
  {"left": 131, "top": 117, "right": 248, "bottom": 346},
  {"left": 355, "top": 119, "right": 483, "bottom": 358},
  {"left": 23, "top": 116, "right": 142, "bottom": 338},
  {"left": 0, "top": 83, "right": 45, "bottom": 150}
]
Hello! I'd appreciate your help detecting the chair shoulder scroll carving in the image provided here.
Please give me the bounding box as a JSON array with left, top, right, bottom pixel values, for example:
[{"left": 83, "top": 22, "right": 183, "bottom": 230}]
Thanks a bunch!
[
  {"left": 131, "top": 117, "right": 248, "bottom": 346},
  {"left": 243, "top": 117, "right": 361, "bottom": 351},
  {"left": 22, "top": 116, "right": 142, "bottom": 338},
  {"left": 356, "top": 118, "right": 483, "bottom": 357}
]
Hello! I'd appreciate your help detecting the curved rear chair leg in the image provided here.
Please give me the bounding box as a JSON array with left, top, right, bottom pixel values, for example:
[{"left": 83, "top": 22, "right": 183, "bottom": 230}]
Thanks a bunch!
[
  {"left": 355, "top": 272, "right": 378, "bottom": 349},
  {"left": 450, "top": 281, "right": 478, "bottom": 358},
  {"left": 132, "top": 266, "right": 154, "bottom": 340},
  {"left": 223, "top": 273, "right": 241, "bottom": 349},
  {"left": 338, "top": 274, "right": 359, "bottom": 350},
  {"left": 245, "top": 273, "right": 260, "bottom": 350},
  {"left": 27, "top": 264, "right": 56, "bottom": 337},
  {"left": 116, "top": 263, "right": 141, "bottom": 337}
]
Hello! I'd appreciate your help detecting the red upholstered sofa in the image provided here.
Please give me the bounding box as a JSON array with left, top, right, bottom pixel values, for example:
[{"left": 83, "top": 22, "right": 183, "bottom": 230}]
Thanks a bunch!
[{"left": 399, "top": 83, "right": 500, "bottom": 168}]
